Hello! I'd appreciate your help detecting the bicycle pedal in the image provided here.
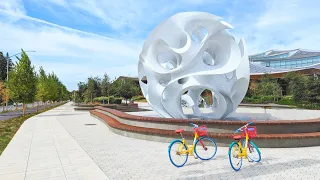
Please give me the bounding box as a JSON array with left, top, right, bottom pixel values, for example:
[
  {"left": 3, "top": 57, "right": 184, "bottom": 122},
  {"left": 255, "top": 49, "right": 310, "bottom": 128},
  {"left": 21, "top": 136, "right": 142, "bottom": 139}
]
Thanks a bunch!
[{"left": 194, "top": 156, "right": 198, "bottom": 159}]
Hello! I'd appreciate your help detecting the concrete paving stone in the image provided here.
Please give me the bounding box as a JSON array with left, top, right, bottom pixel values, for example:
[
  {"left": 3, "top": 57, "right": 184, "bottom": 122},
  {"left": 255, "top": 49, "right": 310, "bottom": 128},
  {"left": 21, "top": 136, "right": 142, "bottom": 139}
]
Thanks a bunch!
[
  {"left": 65, "top": 170, "right": 109, "bottom": 180},
  {"left": 59, "top": 155, "right": 94, "bottom": 166},
  {"left": 0, "top": 172, "right": 25, "bottom": 180},
  {"left": 27, "top": 155, "right": 61, "bottom": 171},
  {"left": 0, "top": 162, "right": 27, "bottom": 175},
  {"left": 29, "top": 146, "right": 57, "bottom": 154},
  {"left": 62, "top": 161, "right": 102, "bottom": 175},
  {"left": 0, "top": 155, "right": 29, "bottom": 167},
  {"left": 29, "top": 149, "right": 58, "bottom": 159},
  {"left": 25, "top": 167, "right": 65, "bottom": 180}
]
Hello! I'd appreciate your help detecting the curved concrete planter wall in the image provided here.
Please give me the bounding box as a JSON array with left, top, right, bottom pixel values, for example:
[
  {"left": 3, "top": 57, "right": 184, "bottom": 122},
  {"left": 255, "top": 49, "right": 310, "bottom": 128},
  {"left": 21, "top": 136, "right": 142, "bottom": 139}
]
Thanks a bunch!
[{"left": 90, "top": 106, "right": 320, "bottom": 148}]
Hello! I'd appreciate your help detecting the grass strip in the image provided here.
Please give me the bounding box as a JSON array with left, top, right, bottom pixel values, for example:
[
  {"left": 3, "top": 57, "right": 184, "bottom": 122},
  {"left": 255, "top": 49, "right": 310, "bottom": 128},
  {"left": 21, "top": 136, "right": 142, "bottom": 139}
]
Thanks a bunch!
[{"left": 0, "top": 102, "right": 66, "bottom": 155}]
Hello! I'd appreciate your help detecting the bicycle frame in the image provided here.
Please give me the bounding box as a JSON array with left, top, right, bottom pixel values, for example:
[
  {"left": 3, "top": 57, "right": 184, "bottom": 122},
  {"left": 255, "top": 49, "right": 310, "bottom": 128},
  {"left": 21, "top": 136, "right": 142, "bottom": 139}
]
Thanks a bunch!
[
  {"left": 235, "top": 129, "right": 250, "bottom": 159},
  {"left": 177, "top": 131, "right": 200, "bottom": 156}
]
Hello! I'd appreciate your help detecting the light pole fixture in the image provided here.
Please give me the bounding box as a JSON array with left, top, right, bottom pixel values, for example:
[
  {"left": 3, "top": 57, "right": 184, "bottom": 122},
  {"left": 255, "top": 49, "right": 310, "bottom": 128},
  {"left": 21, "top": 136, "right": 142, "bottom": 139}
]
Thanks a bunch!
[{"left": 5, "top": 50, "right": 36, "bottom": 110}]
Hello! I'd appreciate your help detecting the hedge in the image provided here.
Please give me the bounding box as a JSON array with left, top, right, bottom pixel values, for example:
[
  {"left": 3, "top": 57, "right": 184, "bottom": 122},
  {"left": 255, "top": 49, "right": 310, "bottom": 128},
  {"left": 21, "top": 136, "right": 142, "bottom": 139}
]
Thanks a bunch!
[{"left": 93, "top": 96, "right": 122, "bottom": 104}]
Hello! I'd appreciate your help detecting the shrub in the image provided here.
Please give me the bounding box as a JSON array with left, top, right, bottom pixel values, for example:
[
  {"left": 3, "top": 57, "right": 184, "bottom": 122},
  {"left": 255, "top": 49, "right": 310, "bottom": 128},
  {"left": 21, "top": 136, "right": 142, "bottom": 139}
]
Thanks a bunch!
[
  {"left": 114, "top": 98, "right": 122, "bottom": 104},
  {"left": 91, "top": 96, "right": 122, "bottom": 104},
  {"left": 109, "top": 96, "right": 115, "bottom": 104},
  {"left": 133, "top": 95, "right": 145, "bottom": 101}
]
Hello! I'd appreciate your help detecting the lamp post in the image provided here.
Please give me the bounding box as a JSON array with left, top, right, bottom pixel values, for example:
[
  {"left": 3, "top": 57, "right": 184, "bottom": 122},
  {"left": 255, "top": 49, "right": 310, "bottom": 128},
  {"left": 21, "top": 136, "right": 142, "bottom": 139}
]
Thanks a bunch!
[{"left": 5, "top": 50, "right": 36, "bottom": 110}]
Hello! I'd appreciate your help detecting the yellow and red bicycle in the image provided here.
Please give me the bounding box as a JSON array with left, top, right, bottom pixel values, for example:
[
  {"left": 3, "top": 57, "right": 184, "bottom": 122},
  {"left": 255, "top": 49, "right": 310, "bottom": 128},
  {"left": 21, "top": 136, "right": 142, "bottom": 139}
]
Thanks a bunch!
[
  {"left": 228, "top": 122, "right": 261, "bottom": 171},
  {"left": 168, "top": 123, "right": 217, "bottom": 167}
]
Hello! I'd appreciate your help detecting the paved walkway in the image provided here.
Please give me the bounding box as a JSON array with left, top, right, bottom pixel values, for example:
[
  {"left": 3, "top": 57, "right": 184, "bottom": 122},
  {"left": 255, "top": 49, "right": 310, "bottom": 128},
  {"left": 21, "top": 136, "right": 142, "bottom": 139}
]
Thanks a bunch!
[
  {"left": 0, "top": 103, "right": 109, "bottom": 180},
  {"left": 1, "top": 103, "right": 319, "bottom": 179}
]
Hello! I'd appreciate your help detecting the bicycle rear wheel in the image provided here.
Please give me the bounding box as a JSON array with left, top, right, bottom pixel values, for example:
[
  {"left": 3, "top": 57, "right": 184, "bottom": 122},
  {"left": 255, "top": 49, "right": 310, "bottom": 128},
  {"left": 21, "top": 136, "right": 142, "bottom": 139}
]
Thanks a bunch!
[
  {"left": 246, "top": 140, "right": 261, "bottom": 162},
  {"left": 168, "top": 140, "right": 188, "bottom": 167},
  {"left": 228, "top": 142, "right": 243, "bottom": 171},
  {"left": 194, "top": 137, "right": 217, "bottom": 160}
]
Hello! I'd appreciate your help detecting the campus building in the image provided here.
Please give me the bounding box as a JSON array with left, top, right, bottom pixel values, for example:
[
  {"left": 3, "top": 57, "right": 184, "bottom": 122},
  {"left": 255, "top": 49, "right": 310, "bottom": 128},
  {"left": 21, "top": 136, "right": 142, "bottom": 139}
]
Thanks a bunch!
[
  {"left": 249, "top": 49, "right": 320, "bottom": 79},
  {"left": 249, "top": 49, "right": 320, "bottom": 69}
]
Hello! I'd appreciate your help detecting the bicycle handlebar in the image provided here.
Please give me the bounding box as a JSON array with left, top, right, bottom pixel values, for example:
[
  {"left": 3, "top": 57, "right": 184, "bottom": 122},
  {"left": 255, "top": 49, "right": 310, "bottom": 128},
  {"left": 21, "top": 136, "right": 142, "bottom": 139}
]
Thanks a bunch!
[
  {"left": 190, "top": 123, "right": 198, "bottom": 128},
  {"left": 234, "top": 122, "right": 252, "bottom": 133}
]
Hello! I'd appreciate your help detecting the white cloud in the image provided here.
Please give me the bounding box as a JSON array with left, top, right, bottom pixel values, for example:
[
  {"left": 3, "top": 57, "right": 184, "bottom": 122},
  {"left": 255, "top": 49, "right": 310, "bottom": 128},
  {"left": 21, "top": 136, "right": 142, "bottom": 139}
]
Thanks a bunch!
[
  {"left": 1, "top": 0, "right": 320, "bottom": 90},
  {"left": 231, "top": 0, "right": 320, "bottom": 54},
  {"left": 0, "top": 8, "right": 142, "bottom": 91},
  {"left": 0, "top": 0, "right": 25, "bottom": 15},
  {"left": 47, "top": 0, "right": 67, "bottom": 7}
]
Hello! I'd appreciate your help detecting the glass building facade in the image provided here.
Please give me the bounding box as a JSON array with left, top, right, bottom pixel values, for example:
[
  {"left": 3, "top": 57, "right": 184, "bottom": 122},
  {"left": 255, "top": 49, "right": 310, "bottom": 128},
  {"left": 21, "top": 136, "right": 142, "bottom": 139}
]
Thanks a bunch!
[{"left": 249, "top": 49, "right": 320, "bottom": 69}]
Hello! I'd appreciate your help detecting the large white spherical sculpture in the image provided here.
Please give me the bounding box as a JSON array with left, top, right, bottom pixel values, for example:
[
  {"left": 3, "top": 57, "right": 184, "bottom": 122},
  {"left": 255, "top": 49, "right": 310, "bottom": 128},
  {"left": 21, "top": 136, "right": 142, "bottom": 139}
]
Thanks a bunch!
[{"left": 138, "top": 12, "right": 249, "bottom": 119}]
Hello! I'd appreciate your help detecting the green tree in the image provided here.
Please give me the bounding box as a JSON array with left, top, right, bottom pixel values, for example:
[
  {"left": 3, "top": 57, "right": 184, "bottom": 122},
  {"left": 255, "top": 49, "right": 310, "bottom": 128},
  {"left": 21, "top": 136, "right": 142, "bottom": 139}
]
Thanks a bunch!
[
  {"left": 36, "top": 67, "right": 49, "bottom": 109},
  {"left": 0, "top": 52, "right": 13, "bottom": 81},
  {"left": 254, "top": 74, "right": 282, "bottom": 100},
  {"left": 7, "top": 50, "right": 37, "bottom": 116},
  {"left": 0, "top": 81, "right": 9, "bottom": 111},
  {"left": 47, "top": 72, "right": 60, "bottom": 103},
  {"left": 114, "top": 78, "right": 139, "bottom": 104},
  {"left": 100, "top": 73, "right": 110, "bottom": 97},
  {"left": 84, "top": 77, "right": 101, "bottom": 103},
  {"left": 77, "top": 81, "right": 87, "bottom": 102},
  {"left": 284, "top": 72, "right": 309, "bottom": 102},
  {"left": 306, "top": 75, "right": 320, "bottom": 104}
]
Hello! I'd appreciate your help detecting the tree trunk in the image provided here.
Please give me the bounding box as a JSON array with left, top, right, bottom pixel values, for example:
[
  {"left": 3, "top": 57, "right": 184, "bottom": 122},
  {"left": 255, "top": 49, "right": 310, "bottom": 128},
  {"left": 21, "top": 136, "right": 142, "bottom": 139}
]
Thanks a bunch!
[
  {"left": 125, "top": 99, "right": 127, "bottom": 104},
  {"left": 23, "top": 103, "right": 26, "bottom": 116},
  {"left": 36, "top": 102, "right": 39, "bottom": 113},
  {"left": 15, "top": 103, "right": 18, "bottom": 110}
]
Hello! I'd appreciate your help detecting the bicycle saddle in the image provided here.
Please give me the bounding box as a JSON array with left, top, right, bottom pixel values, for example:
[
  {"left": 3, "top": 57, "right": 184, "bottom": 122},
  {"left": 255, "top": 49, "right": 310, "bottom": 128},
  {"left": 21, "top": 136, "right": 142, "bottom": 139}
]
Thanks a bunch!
[
  {"left": 175, "top": 129, "right": 184, "bottom": 133},
  {"left": 233, "top": 135, "right": 242, "bottom": 140}
]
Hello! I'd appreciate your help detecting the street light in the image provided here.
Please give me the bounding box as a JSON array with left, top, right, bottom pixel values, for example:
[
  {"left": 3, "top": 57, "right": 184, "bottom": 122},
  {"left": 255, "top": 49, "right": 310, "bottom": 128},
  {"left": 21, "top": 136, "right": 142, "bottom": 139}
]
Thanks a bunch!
[{"left": 5, "top": 50, "right": 36, "bottom": 110}]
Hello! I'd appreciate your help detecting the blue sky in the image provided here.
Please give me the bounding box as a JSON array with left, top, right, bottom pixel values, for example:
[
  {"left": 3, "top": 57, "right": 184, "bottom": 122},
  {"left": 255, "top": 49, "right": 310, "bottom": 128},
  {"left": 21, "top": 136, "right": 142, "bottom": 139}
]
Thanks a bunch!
[{"left": 0, "top": 0, "right": 320, "bottom": 91}]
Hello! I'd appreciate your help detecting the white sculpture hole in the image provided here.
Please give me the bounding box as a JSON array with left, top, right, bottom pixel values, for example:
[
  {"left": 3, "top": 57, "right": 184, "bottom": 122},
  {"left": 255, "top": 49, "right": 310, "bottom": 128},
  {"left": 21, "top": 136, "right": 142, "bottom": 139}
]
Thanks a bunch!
[
  {"left": 198, "top": 89, "right": 214, "bottom": 114},
  {"left": 157, "top": 52, "right": 179, "bottom": 70},
  {"left": 171, "top": 34, "right": 188, "bottom": 49},
  {"left": 191, "top": 26, "right": 208, "bottom": 43},
  {"left": 178, "top": 77, "right": 189, "bottom": 84},
  {"left": 141, "top": 76, "right": 148, "bottom": 84},
  {"left": 203, "top": 51, "right": 215, "bottom": 66},
  {"left": 180, "top": 90, "right": 190, "bottom": 114}
]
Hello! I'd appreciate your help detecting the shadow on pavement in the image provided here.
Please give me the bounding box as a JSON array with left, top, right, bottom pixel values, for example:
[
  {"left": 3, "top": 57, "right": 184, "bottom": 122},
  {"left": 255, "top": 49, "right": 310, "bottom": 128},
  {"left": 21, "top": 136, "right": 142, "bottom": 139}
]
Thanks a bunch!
[
  {"left": 187, "top": 158, "right": 320, "bottom": 179},
  {"left": 36, "top": 113, "right": 79, "bottom": 117}
]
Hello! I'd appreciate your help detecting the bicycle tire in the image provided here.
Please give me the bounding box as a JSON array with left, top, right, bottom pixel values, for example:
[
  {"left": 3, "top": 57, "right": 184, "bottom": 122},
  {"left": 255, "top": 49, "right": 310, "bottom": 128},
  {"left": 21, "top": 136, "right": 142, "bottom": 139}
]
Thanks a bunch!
[
  {"left": 228, "top": 141, "right": 243, "bottom": 171},
  {"left": 168, "top": 139, "right": 188, "bottom": 167},
  {"left": 194, "top": 137, "right": 217, "bottom": 160},
  {"left": 246, "top": 140, "right": 261, "bottom": 162}
]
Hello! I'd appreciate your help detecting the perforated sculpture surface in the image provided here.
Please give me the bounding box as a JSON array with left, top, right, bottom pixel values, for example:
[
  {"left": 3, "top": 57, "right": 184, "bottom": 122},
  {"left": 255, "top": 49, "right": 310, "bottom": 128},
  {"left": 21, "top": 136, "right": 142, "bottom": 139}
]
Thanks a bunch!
[{"left": 138, "top": 12, "right": 249, "bottom": 119}]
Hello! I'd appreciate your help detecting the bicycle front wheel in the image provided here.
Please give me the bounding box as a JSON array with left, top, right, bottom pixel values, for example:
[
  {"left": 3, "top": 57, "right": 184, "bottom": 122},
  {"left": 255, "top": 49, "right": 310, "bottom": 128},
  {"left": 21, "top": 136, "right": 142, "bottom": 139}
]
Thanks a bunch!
[
  {"left": 194, "top": 137, "right": 217, "bottom": 160},
  {"left": 168, "top": 140, "right": 188, "bottom": 167},
  {"left": 228, "top": 142, "right": 243, "bottom": 171},
  {"left": 246, "top": 140, "right": 261, "bottom": 162}
]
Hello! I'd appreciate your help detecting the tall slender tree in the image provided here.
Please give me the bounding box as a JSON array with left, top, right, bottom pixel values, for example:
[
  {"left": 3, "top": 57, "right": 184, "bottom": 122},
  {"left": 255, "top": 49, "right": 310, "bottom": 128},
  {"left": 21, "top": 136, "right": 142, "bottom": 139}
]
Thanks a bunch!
[
  {"left": 7, "top": 50, "right": 37, "bottom": 116},
  {"left": 100, "top": 73, "right": 110, "bottom": 97},
  {"left": 47, "top": 72, "right": 59, "bottom": 103},
  {"left": 36, "top": 67, "right": 49, "bottom": 109},
  {"left": 0, "top": 52, "right": 13, "bottom": 81},
  {"left": 0, "top": 81, "right": 9, "bottom": 111}
]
